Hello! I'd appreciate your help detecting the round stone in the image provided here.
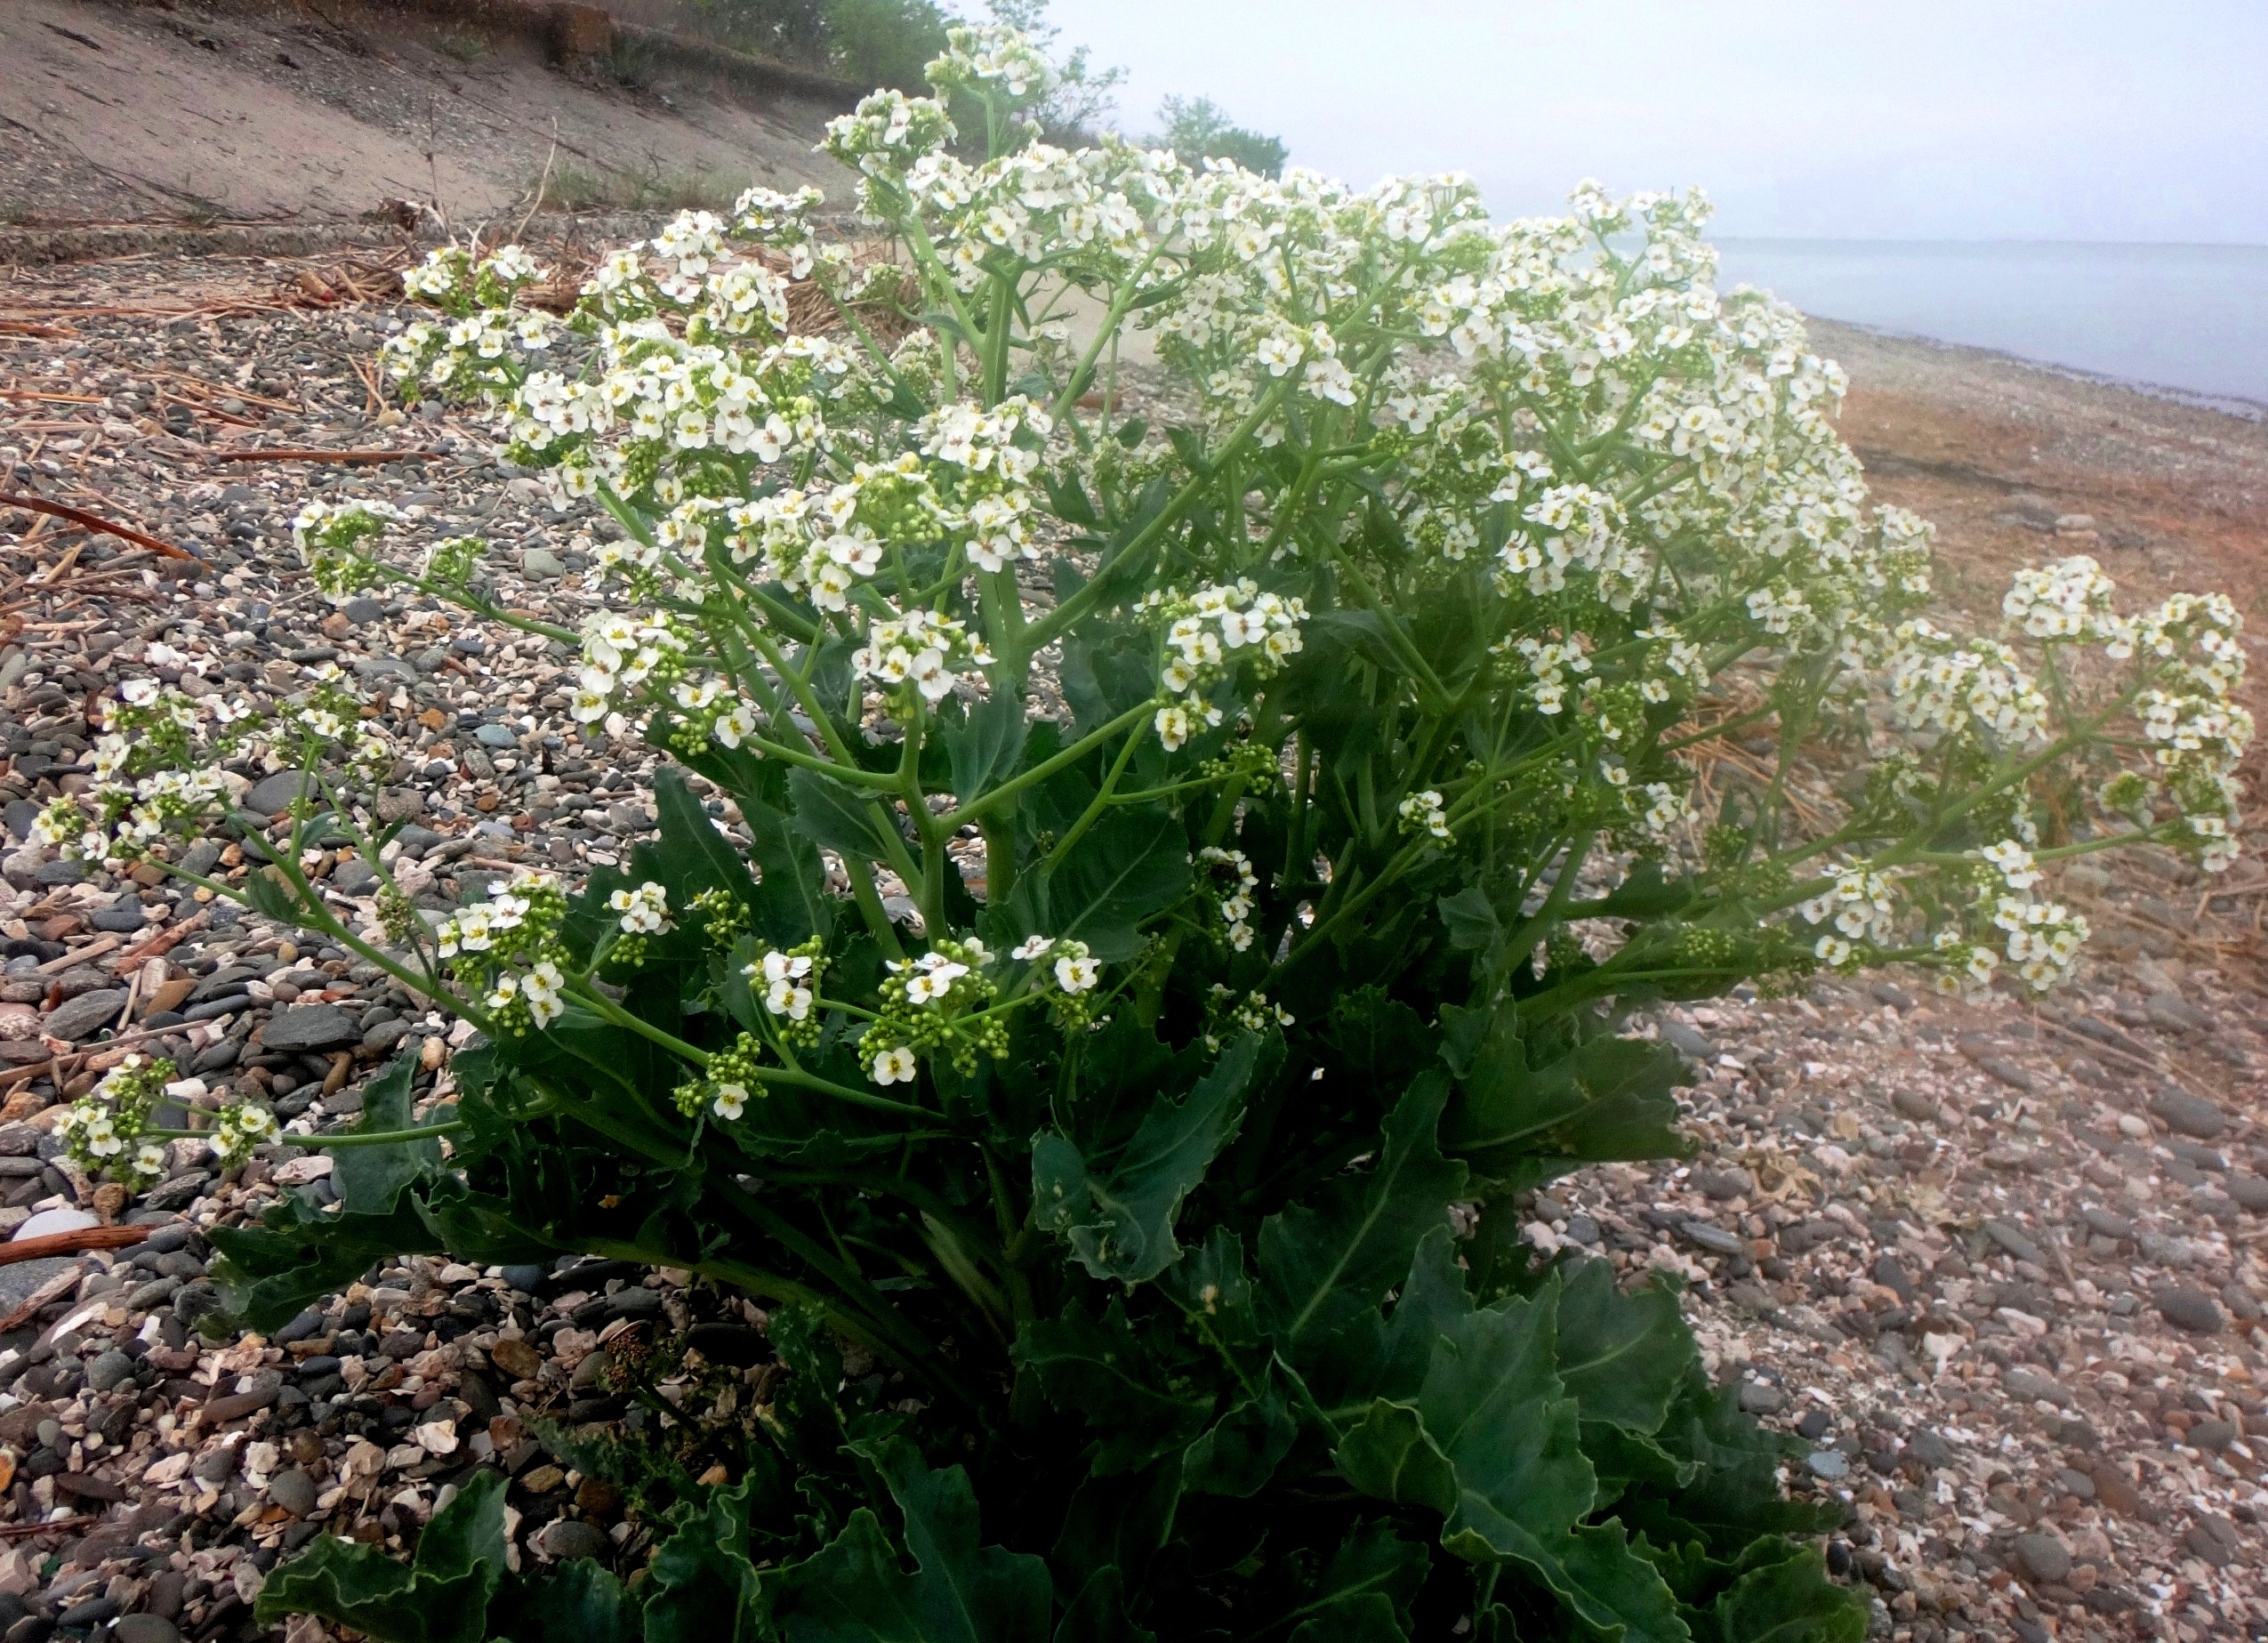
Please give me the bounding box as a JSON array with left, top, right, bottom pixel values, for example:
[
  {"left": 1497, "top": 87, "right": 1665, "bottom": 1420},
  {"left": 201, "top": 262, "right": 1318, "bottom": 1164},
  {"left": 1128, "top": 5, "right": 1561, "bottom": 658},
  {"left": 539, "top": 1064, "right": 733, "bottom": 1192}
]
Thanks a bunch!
[
  {"left": 269, "top": 1469, "right": 318, "bottom": 1518},
  {"left": 2155, "top": 1287, "right": 2225, "bottom": 1334},
  {"left": 84, "top": 1350, "right": 135, "bottom": 1393},
  {"left": 2013, "top": 1532, "right": 2073, "bottom": 1585},
  {"left": 535, "top": 1518, "right": 608, "bottom": 1562}
]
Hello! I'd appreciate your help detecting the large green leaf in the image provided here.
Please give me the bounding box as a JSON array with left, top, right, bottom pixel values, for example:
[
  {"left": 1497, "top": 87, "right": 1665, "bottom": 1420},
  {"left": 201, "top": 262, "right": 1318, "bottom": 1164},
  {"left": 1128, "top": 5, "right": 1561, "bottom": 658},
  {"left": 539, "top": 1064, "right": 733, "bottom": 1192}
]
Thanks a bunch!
[
  {"left": 1279, "top": 1520, "right": 1429, "bottom": 1641},
  {"left": 1697, "top": 1542, "right": 1868, "bottom": 1643},
  {"left": 330, "top": 1054, "right": 442, "bottom": 1216},
  {"left": 1256, "top": 1074, "right": 1467, "bottom": 1375},
  {"left": 1179, "top": 1363, "right": 1297, "bottom": 1497},
  {"left": 256, "top": 1468, "right": 509, "bottom": 1643},
  {"left": 1033, "top": 1035, "right": 1256, "bottom": 1283},
  {"left": 1051, "top": 1568, "right": 1156, "bottom": 1643},
  {"left": 1554, "top": 1259, "right": 1697, "bottom": 1438},
  {"left": 787, "top": 766, "right": 902, "bottom": 866},
  {"left": 651, "top": 763, "right": 759, "bottom": 907},
  {"left": 493, "top": 1558, "right": 639, "bottom": 1643},
  {"left": 641, "top": 1471, "right": 763, "bottom": 1643},
  {"left": 1019, "top": 1302, "right": 1213, "bottom": 1475},
  {"left": 1470, "top": 1519, "right": 1692, "bottom": 1643},
  {"left": 1009, "top": 807, "right": 1191, "bottom": 962},
  {"left": 944, "top": 689, "right": 1029, "bottom": 803},
  {"left": 772, "top": 1444, "right": 1050, "bottom": 1643},
  {"left": 1443, "top": 1019, "right": 1688, "bottom": 1179}
]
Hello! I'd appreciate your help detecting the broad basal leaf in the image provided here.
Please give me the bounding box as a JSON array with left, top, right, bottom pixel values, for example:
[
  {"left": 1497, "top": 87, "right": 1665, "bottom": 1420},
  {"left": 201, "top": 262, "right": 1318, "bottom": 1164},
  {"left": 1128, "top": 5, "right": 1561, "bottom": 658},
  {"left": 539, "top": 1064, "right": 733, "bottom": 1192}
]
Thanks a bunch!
[
  {"left": 1443, "top": 1019, "right": 1688, "bottom": 1180},
  {"left": 1019, "top": 1302, "right": 1213, "bottom": 1475},
  {"left": 1033, "top": 1034, "right": 1255, "bottom": 1283},
  {"left": 330, "top": 1053, "right": 443, "bottom": 1217},
  {"left": 255, "top": 1468, "right": 509, "bottom": 1643},
  {"left": 1256, "top": 1074, "right": 1467, "bottom": 1376},
  {"left": 1554, "top": 1258, "right": 1697, "bottom": 1438},
  {"left": 1697, "top": 1541, "right": 1868, "bottom": 1643},
  {"left": 773, "top": 1443, "right": 1050, "bottom": 1643},
  {"left": 1010, "top": 806, "right": 1191, "bottom": 962}
]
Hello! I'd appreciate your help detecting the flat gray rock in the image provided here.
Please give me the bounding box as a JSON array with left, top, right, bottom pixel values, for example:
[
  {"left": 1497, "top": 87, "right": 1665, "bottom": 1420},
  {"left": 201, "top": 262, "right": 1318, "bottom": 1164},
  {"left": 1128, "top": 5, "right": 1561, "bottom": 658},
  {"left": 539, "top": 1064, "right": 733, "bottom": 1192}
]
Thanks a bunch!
[
  {"left": 44, "top": 988, "right": 125, "bottom": 1041},
  {"left": 2150, "top": 1089, "right": 2228, "bottom": 1141},
  {"left": 2154, "top": 1286, "right": 2225, "bottom": 1334},
  {"left": 261, "top": 1003, "right": 358, "bottom": 1053},
  {"left": 245, "top": 769, "right": 318, "bottom": 816}
]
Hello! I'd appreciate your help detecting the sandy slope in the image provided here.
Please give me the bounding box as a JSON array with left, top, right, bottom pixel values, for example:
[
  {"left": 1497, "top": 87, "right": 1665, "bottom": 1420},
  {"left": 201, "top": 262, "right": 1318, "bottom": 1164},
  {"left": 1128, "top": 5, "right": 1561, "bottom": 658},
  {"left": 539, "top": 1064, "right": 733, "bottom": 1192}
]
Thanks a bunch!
[{"left": 0, "top": 0, "right": 849, "bottom": 227}]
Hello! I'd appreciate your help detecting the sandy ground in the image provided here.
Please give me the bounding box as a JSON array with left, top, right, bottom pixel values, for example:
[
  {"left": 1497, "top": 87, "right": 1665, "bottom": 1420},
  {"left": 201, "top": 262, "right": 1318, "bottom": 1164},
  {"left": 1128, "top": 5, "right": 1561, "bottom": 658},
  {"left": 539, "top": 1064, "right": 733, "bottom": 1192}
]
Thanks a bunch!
[{"left": 0, "top": 0, "right": 848, "bottom": 228}]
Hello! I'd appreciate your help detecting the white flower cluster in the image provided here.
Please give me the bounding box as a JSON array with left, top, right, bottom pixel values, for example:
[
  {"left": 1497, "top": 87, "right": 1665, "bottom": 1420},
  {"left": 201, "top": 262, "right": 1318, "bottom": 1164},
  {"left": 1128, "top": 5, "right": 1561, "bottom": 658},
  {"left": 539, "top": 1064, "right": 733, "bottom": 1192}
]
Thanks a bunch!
[
  {"left": 1884, "top": 622, "right": 2050, "bottom": 745},
  {"left": 1798, "top": 866, "right": 1898, "bottom": 969},
  {"left": 748, "top": 947, "right": 817, "bottom": 1021},
  {"left": 1398, "top": 790, "right": 1452, "bottom": 842},
  {"left": 1140, "top": 582, "right": 1307, "bottom": 750},
  {"left": 487, "top": 960, "right": 567, "bottom": 1028},
  {"left": 1196, "top": 847, "right": 1260, "bottom": 952},
  {"left": 610, "top": 882, "right": 672, "bottom": 934},
  {"left": 575, "top": 612, "right": 691, "bottom": 725},
  {"left": 852, "top": 608, "right": 995, "bottom": 705},
  {"left": 1011, "top": 935, "right": 1100, "bottom": 994}
]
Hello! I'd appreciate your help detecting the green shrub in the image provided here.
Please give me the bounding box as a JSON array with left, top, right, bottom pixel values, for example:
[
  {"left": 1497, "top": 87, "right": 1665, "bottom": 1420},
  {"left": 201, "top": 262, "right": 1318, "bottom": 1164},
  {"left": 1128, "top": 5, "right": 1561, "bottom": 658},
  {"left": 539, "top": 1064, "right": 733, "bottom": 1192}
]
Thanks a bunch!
[
  {"left": 42, "top": 21, "right": 2248, "bottom": 1643},
  {"left": 1150, "top": 93, "right": 1287, "bottom": 178}
]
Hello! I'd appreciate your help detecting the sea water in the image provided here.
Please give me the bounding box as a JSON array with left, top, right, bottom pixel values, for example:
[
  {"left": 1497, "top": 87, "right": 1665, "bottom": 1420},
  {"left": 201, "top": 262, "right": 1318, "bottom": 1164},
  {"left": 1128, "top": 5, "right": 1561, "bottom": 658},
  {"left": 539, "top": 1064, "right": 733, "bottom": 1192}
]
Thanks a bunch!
[{"left": 1712, "top": 240, "right": 2268, "bottom": 415}]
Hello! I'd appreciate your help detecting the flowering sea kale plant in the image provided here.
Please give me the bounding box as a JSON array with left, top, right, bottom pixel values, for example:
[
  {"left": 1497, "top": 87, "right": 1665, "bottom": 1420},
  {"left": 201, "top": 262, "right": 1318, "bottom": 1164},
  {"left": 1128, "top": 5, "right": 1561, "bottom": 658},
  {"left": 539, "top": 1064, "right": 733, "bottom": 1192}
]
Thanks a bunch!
[{"left": 36, "top": 23, "right": 2251, "bottom": 1643}]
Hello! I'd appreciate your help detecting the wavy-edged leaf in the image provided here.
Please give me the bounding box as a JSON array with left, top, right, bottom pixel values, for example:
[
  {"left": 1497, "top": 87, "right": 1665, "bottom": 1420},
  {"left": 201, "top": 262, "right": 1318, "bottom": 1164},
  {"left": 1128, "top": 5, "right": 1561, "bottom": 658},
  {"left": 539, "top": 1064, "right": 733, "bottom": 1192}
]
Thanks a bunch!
[
  {"left": 1011, "top": 807, "right": 1191, "bottom": 962},
  {"left": 652, "top": 763, "right": 758, "bottom": 906},
  {"left": 1460, "top": 1519, "right": 1690, "bottom": 1643},
  {"left": 1019, "top": 1302, "right": 1212, "bottom": 1475},
  {"left": 1555, "top": 1258, "right": 1697, "bottom": 1438},
  {"left": 1444, "top": 1023, "right": 1688, "bottom": 1179},
  {"left": 1697, "top": 1540, "right": 1868, "bottom": 1643},
  {"left": 787, "top": 766, "right": 901, "bottom": 866},
  {"left": 1034, "top": 1035, "right": 1255, "bottom": 1283},
  {"left": 943, "top": 690, "right": 1029, "bottom": 803},
  {"left": 493, "top": 1558, "right": 639, "bottom": 1643},
  {"left": 330, "top": 1053, "right": 442, "bottom": 1217},
  {"left": 255, "top": 1468, "right": 507, "bottom": 1642},
  {"left": 773, "top": 1443, "right": 1050, "bottom": 1643},
  {"left": 1256, "top": 1074, "right": 1467, "bottom": 1376},
  {"left": 1051, "top": 1567, "right": 1156, "bottom": 1643},
  {"left": 1180, "top": 1363, "right": 1296, "bottom": 1497}
]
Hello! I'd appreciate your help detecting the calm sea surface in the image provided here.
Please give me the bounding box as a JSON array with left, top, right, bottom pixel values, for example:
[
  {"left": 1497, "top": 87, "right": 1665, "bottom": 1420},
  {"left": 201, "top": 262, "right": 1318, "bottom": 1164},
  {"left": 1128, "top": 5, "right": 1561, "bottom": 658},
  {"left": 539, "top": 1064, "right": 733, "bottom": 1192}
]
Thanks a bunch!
[{"left": 1710, "top": 240, "right": 2268, "bottom": 414}]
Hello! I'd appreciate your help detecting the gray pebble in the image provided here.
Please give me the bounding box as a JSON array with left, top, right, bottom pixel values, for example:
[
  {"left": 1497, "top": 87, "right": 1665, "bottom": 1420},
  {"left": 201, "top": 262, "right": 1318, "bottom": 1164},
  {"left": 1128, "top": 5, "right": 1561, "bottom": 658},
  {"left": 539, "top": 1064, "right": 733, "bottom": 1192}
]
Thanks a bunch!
[
  {"left": 1903, "top": 1428, "right": 1955, "bottom": 1470},
  {"left": 261, "top": 1003, "right": 358, "bottom": 1052},
  {"left": 1737, "top": 1381, "right": 1786, "bottom": 1415},
  {"left": 2150, "top": 1089, "right": 2228, "bottom": 1141},
  {"left": 2154, "top": 1286, "right": 2225, "bottom": 1334},
  {"left": 1804, "top": 1450, "right": 1849, "bottom": 1480},
  {"left": 2079, "top": 1204, "right": 2135, "bottom": 1241},
  {"left": 2013, "top": 1532, "right": 2072, "bottom": 1585},
  {"left": 43, "top": 989, "right": 125, "bottom": 1042},
  {"left": 1677, "top": 1219, "right": 1746, "bottom": 1258},
  {"left": 269, "top": 1469, "right": 318, "bottom": 1518},
  {"left": 535, "top": 1518, "right": 609, "bottom": 1562},
  {"left": 1983, "top": 1219, "right": 2045, "bottom": 1267},
  {"left": 114, "top": 1619, "right": 182, "bottom": 1643},
  {"left": 84, "top": 1350, "right": 136, "bottom": 1393},
  {"left": 245, "top": 770, "right": 318, "bottom": 817}
]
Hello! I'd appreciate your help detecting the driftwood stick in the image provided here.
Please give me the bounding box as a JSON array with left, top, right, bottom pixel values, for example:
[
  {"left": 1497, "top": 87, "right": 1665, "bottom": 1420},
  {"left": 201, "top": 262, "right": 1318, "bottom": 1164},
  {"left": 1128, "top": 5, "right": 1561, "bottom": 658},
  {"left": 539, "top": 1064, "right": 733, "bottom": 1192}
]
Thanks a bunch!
[
  {"left": 0, "top": 493, "right": 199, "bottom": 563},
  {"left": 0, "top": 1225, "right": 149, "bottom": 1268}
]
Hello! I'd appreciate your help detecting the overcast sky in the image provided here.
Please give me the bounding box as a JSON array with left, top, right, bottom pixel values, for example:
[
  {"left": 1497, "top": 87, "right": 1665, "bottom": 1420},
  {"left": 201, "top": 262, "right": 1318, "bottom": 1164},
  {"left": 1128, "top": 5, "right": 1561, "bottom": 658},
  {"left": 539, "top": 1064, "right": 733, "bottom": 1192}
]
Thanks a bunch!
[{"left": 1042, "top": 0, "right": 2268, "bottom": 243}]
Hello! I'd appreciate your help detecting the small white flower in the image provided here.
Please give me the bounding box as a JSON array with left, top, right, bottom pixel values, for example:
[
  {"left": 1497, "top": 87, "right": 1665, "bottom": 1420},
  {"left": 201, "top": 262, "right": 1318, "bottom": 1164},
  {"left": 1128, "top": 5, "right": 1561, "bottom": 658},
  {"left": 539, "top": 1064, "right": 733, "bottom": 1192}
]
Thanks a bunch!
[
  {"left": 871, "top": 1045, "right": 919, "bottom": 1085},
  {"left": 712, "top": 1083, "right": 750, "bottom": 1122},
  {"left": 1054, "top": 954, "right": 1100, "bottom": 993}
]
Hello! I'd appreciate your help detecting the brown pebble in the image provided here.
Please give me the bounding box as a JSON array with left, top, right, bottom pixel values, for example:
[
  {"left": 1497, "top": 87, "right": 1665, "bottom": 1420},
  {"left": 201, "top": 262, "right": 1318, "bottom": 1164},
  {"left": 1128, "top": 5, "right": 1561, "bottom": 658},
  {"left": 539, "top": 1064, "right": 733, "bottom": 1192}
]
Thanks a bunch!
[
  {"left": 488, "top": 1337, "right": 542, "bottom": 1379},
  {"left": 2089, "top": 1465, "right": 2145, "bottom": 1518}
]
